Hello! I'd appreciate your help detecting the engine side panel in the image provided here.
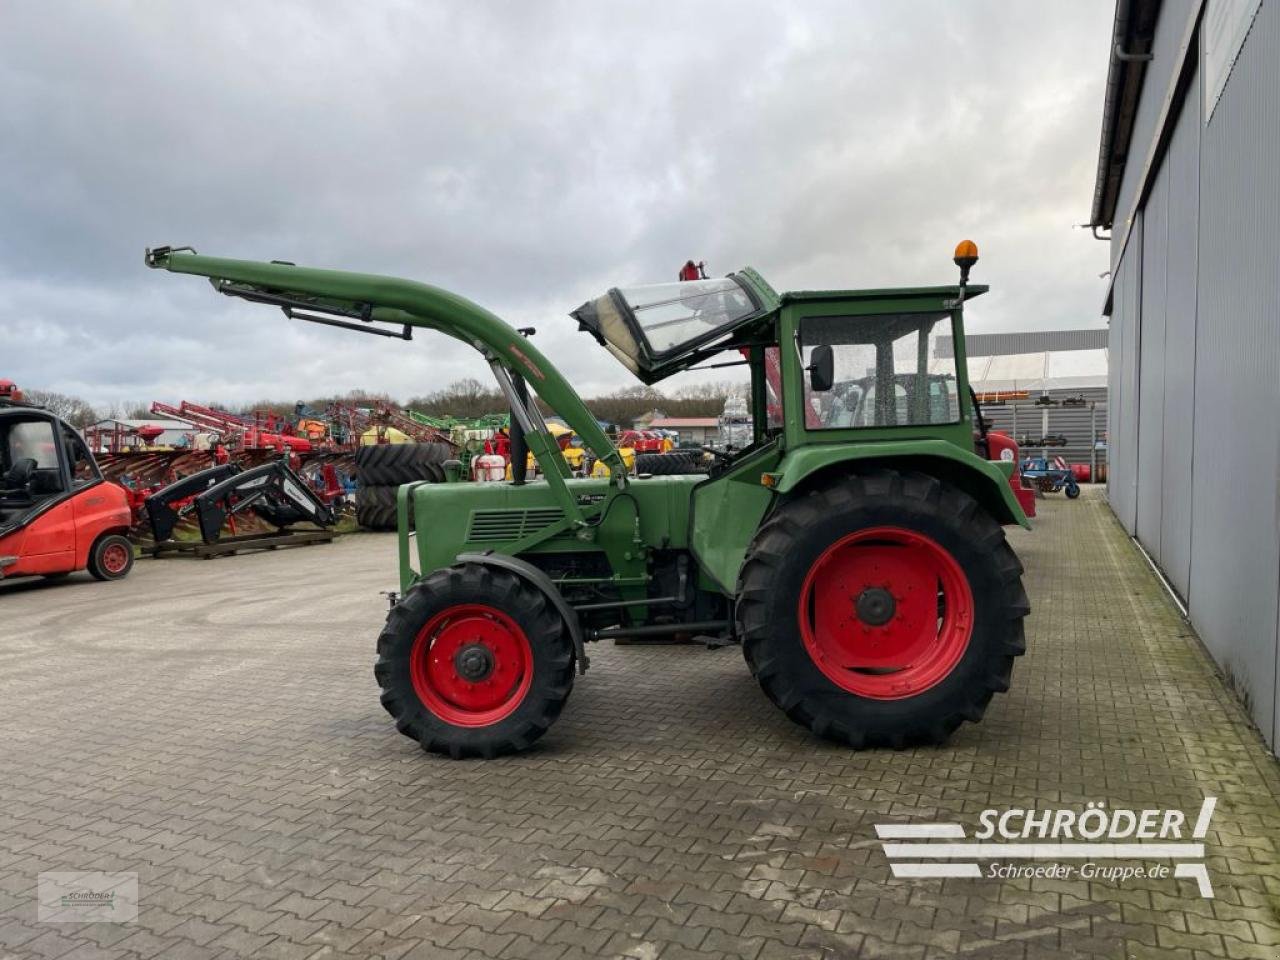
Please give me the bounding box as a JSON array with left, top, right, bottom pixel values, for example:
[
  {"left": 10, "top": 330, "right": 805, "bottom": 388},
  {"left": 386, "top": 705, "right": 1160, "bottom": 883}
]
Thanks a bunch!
[{"left": 403, "top": 475, "right": 701, "bottom": 593}]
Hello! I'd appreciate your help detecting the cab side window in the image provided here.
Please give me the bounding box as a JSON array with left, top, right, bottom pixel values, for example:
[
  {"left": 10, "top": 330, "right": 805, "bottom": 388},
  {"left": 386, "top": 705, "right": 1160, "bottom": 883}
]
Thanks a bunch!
[
  {"left": 800, "top": 312, "right": 961, "bottom": 429},
  {"left": 65, "top": 431, "right": 100, "bottom": 488},
  {"left": 4, "top": 420, "right": 66, "bottom": 495}
]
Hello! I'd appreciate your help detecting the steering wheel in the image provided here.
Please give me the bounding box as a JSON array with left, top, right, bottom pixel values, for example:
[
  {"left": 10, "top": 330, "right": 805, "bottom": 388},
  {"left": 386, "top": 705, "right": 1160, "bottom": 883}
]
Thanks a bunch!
[
  {"left": 3, "top": 457, "right": 36, "bottom": 491},
  {"left": 700, "top": 446, "right": 734, "bottom": 464}
]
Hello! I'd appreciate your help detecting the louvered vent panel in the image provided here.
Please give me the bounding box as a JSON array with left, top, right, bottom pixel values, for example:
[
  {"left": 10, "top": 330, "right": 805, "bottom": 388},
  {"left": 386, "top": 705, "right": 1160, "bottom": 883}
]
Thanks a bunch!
[{"left": 466, "top": 508, "right": 565, "bottom": 542}]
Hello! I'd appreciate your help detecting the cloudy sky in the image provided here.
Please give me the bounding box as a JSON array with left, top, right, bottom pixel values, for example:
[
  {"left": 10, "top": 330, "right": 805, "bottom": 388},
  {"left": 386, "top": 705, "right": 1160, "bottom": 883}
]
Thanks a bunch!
[{"left": 1, "top": 1, "right": 1113, "bottom": 410}]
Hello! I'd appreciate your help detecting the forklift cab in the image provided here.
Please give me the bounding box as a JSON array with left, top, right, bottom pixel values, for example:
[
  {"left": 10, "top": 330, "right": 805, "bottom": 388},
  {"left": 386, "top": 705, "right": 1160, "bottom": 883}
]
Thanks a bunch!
[
  {"left": 0, "top": 405, "right": 132, "bottom": 581},
  {"left": 0, "top": 411, "right": 102, "bottom": 518}
]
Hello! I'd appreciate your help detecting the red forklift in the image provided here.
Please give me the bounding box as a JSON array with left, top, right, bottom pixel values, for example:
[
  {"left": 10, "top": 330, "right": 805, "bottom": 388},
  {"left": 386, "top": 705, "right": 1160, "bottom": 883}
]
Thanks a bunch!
[{"left": 0, "top": 380, "right": 135, "bottom": 582}]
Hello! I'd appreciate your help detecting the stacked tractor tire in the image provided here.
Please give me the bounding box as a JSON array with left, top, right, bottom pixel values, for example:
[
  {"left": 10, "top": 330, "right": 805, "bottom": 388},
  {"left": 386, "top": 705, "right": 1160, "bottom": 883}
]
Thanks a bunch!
[
  {"left": 632, "top": 450, "right": 709, "bottom": 475},
  {"left": 355, "top": 442, "right": 452, "bottom": 531}
]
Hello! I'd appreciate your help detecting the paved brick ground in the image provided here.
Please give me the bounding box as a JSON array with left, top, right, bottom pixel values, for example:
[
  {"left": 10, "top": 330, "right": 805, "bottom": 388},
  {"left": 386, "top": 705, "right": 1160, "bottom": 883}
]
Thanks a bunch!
[{"left": 1, "top": 489, "right": 1278, "bottom": 960}]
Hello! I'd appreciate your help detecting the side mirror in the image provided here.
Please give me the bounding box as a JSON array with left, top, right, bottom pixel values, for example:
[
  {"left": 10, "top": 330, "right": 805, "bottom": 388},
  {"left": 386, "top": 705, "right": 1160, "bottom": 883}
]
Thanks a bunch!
[{"left": 808, "top": 345, "right": 834, "bottom": 392}]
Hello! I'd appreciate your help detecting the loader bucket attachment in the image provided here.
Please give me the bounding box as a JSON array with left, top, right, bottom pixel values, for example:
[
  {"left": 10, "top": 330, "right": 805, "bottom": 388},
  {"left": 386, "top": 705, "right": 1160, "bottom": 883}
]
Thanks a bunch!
[
  {"left": 144, "top": 463, "right": 242, "bottom": 542},
  {"left": 193, "top": 460, "right": 335, "bottom": 543}
]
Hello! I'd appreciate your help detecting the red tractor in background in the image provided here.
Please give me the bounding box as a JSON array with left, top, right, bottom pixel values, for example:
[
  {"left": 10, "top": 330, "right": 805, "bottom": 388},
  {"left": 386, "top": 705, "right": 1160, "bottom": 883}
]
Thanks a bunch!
[
  {"left": 983, "top": 429, "right": 1036, "bottom": 518},
  {"left": 0, "top": 380, "right": 135, "bottom": 582}
]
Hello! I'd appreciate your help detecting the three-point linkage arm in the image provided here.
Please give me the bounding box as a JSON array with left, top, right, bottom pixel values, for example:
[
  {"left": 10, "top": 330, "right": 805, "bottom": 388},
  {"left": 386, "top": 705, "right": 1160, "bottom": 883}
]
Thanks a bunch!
[{"left": 145, "top": 247, "right": 630, "bottom": 525}]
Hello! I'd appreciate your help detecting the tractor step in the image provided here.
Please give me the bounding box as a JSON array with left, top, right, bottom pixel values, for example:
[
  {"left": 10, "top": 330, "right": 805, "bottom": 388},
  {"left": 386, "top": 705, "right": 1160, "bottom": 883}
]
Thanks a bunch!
[{"left": 145, "top": 528, "right": 337, "bottom": 559}]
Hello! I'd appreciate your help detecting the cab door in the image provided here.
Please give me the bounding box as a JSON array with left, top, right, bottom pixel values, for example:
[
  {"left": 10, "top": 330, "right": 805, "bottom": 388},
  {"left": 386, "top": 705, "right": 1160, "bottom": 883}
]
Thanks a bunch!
[
  {"left": 1, "top": 416, "right": 75, "bottom": 573},
  {"left": 13, "top": 501, "right": 77, "bottom": 573}
]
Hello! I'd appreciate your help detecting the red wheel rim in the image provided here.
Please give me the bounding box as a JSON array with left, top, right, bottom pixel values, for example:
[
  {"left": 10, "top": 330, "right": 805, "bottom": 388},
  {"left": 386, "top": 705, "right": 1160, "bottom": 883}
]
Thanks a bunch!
[
  {"left": 797, "top": 526, "right": 973, "bottom": 700},
  {"left": 101, "top": 542, "right": 130, "bottom": 575},
  {"left": 409, "top": 604, "right": 533, "bottom": 727}
]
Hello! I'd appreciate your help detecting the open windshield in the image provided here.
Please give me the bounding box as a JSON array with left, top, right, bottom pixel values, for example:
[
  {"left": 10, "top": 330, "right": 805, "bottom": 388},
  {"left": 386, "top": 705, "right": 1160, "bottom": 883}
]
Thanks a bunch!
[
  {"left": 618, "top": 278, "right": 757, "bottom": 353},
  {"left": 572, "top": 275, "right": 762, "bottom": 379}
]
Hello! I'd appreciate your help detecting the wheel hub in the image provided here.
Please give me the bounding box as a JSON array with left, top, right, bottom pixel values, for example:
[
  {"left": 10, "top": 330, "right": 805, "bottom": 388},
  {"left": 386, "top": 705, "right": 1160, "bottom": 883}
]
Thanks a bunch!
[
  {"left": 409, "top": 604, "right": 534, "bottom": 727},
  {"left": 855, "top": 587, "right": 896, "bottom": 626},
  {"left": 102, "top": 543, "right": 129, "bottom": 574},
  {"left": 454, "top": 642, "right": 495, "bottom": 682},
  {"left": 798, "top": 526, "right": 975, "bottom": 700}
]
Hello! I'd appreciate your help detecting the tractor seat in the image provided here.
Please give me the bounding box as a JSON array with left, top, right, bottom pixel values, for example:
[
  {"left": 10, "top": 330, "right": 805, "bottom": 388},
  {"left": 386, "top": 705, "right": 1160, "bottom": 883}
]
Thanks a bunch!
[{"left": 2, "top": 457, "right": 36, "bottom": 488}]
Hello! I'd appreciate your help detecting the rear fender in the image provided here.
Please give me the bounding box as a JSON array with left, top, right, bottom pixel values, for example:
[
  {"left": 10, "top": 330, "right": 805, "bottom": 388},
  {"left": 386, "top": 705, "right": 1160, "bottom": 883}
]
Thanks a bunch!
[
  {"left": 772, "top": 440, "right": 1030, "bottom": 529},
  {"left": 72, "top": 482, "right": 134, "bottom": 568}
]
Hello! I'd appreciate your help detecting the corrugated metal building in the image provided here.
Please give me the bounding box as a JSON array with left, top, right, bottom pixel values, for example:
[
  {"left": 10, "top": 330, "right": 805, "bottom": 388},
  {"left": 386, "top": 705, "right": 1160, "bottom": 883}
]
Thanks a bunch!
[
  {"left": 943, "top": 330, "right": 1111, "bottom": 357},
  {"left": 938, "top": 330, "right": 1110, "bottom": 471},
  {"left": 1091, "top": 0, "right": 1279, "bottom": 754}
]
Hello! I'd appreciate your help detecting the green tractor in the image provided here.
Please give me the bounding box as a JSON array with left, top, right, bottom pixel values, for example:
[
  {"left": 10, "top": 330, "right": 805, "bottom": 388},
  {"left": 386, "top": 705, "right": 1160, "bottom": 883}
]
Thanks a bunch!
[{"left": 146, "top": 241, "right": 1029, "bottom": 758}]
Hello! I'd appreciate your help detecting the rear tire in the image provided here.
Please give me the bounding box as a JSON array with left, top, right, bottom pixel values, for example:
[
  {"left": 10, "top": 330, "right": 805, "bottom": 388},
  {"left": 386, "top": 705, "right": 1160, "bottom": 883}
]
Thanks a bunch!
[
  {"left": 375, "top": 565, "right": 575, "bottom": 758},
  {"left": 737, "top": 469, "right": 1027, "bottom": 748},
  {"left": 87, "top": 533, "right": 134, "bottom": 581}
]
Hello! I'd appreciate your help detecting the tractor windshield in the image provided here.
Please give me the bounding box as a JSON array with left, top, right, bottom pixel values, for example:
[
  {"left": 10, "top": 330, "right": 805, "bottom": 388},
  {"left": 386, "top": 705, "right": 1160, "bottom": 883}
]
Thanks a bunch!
[{"left": 572, "top": 275, "right": 763, "bottom": 379}]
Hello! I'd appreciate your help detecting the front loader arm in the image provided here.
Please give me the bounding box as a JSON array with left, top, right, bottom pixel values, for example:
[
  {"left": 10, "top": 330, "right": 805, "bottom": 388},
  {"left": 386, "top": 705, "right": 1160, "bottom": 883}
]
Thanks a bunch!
[{"left": 144, "top": 248, "right": 629, "bottom": 500}]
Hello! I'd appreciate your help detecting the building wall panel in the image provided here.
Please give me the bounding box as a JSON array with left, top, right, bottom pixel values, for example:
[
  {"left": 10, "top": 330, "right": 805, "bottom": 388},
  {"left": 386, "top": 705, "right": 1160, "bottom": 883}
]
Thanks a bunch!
[
  {"left": 1109, "top": 217, "right": 1143, "bottom": 535},
  {"left": 1113, "top": 0, "right": 1198, "bottom": 242},
  {"left": 1186, "top": 1, "right": 1279, "bottom": 748},
  {"left": 1107, "top": 260, "right": 1126, "bottom": 519},
  {"left": 1137, "top": 159, "right": 1169, "bottom": 552},
  {"left": 1158, "top": 65, "right": 1201, "bottom": 599}
]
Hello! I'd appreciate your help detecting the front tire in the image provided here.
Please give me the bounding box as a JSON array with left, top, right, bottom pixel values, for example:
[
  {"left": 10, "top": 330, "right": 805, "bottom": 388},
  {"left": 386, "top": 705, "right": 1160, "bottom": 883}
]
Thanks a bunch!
[
  {"left": 87, "top": 534, "right": 134, "bottom": 581},
  {"left": 737, "top": 470, "right": 1028, "bottom": 748},
  {"left": 1065, "top": 482, "right": 1081, "bottom": 499},
  {"left": 375, "top": 564, "right": 575, "bottom": 758}
]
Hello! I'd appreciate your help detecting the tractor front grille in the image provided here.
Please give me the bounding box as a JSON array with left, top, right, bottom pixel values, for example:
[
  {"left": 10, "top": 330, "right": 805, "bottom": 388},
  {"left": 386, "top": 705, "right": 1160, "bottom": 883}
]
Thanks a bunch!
[{"left": 466, "top": 508, "right": 565, "bottom": 543}]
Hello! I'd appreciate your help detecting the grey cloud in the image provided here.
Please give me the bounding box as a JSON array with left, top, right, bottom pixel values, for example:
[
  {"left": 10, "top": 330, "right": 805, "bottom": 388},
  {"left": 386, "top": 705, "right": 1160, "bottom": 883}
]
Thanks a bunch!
[{"left": 0, "top": 0, "right": 1113, "bottom": 408}]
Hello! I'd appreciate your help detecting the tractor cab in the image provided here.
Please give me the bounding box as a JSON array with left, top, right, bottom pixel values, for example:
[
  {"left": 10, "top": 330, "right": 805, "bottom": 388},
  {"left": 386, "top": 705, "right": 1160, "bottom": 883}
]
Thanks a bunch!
[{"left": 573, "top": 264, "right": 988, "bottom": 463}]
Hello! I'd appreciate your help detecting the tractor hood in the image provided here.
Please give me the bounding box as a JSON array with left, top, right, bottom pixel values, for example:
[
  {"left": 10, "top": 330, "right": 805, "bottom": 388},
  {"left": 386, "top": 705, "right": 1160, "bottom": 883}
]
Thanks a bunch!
[{"left": 571, "top": 268, "right": 780, "bottom": 383}]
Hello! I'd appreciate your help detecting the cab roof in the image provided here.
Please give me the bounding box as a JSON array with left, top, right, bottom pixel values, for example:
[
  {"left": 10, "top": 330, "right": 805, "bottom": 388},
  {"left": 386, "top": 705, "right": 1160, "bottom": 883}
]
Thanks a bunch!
[{"left": 780, "top": 284, "right": 988, "bottom": 304}]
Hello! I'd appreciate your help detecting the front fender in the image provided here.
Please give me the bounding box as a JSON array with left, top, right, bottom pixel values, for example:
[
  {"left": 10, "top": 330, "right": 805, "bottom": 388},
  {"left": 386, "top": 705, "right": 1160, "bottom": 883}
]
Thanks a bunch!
[
  {"left": 454, "top": 551, "right": 588, "bottom": 674},
  {"left": 772, "top": 440, "right": 1031, "bottom": 529}
]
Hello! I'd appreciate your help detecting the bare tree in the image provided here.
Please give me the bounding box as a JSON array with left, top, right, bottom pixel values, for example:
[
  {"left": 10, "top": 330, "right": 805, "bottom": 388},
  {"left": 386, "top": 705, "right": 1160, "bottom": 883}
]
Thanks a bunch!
[
  {"left": 408, "top": 379, "right": 506, "bottom": 419},
  {"left": 22, "top": 388, "right": 99, "bottom": 429}
]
